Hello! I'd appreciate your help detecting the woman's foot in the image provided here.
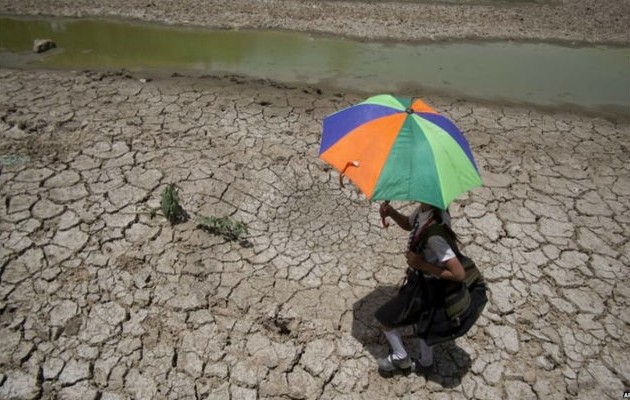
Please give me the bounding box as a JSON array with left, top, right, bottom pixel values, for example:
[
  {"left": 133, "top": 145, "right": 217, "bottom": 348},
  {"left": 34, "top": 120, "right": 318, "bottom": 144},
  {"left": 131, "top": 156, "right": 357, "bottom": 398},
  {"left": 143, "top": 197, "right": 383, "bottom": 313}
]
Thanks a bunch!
[{"left": 377, "top": 354, "right": 413, "bottom": 371}]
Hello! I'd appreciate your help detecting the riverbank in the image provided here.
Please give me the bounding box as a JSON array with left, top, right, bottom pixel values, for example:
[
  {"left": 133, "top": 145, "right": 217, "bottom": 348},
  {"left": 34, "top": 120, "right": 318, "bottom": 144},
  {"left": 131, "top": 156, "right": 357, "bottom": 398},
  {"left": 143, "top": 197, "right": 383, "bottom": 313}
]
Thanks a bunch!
[
  {"left": 1, "top": 0, "right": 629, "bottom": 44},
  {"left": 2, "top": 14, "right": 629, "bottom": 121}
]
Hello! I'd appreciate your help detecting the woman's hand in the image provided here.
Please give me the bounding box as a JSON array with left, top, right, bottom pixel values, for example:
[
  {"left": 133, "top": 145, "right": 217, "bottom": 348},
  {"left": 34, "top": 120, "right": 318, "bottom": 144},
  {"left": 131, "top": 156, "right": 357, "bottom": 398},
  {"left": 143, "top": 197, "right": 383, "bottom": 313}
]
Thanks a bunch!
[
  {"left": 379, "top": 202, "right": 393, "bottom": 218},
  {"left": 406, "top": 250, "right": 424, "bottom": 269},
  {"left": 379, "top": 201, "right": 393, "bottom": 228}
]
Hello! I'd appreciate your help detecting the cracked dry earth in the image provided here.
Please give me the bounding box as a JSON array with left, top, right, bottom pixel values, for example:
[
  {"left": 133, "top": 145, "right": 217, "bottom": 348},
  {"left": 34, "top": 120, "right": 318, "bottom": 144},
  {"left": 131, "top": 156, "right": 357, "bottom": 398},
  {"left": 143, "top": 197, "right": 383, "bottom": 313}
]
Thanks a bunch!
[{"left": 0, "top": 68, "right": 629, "bottom": 400}]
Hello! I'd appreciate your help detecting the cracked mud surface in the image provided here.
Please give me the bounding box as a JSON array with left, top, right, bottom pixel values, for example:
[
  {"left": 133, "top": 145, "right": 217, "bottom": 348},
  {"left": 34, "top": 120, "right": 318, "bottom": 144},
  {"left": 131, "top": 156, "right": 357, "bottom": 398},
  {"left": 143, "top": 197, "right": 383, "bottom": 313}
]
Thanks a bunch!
[
  {"left": 1, "top": 0, "right": 630, "bottom": 399},
  {"left": 1, "top": 69, "right": 628, "bottom": 399}
]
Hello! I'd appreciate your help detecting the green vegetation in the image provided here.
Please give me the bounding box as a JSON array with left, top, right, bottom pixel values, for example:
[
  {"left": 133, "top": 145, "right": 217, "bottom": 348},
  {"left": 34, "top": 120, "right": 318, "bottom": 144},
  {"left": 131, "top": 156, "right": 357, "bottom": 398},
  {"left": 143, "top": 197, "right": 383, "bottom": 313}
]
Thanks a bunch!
[
  {"left": 160, "top": 183, "right": 188, "bottom": 225},
  {"left": 157, "top": 184, "right": 247, "bottom": 242},
  {"left": 197, "top": 215, "right": 248, "bottom": 241}
]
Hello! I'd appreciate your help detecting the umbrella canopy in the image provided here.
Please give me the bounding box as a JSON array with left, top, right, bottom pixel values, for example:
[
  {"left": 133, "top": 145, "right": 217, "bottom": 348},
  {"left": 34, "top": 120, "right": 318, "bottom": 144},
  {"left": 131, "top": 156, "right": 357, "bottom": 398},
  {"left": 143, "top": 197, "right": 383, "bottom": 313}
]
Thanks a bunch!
[{"left": 319, "top": 94, "right": 482, "bottom": 209}]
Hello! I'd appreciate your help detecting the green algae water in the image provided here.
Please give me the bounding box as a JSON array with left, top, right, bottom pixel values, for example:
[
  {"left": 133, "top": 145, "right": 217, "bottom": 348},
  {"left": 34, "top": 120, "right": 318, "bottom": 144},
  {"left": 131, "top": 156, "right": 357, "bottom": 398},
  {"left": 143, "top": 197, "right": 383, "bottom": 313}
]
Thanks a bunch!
[{"left": 1, "top": 16, "right": 628, "bottom": 115}]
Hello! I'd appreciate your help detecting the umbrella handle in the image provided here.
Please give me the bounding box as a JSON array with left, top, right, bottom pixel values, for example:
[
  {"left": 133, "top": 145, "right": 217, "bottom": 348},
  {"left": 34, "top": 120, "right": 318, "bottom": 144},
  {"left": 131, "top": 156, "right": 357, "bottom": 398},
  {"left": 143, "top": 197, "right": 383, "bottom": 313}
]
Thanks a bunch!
[{"left": 339, "top": 160, "right": 360, "bottom": 189}]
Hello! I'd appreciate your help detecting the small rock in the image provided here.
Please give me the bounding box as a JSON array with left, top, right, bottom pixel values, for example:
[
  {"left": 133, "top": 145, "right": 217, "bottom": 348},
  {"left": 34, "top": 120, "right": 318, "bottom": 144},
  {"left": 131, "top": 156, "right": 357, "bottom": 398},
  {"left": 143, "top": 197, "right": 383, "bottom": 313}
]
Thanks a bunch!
[{"left": 33, "top": 39, "right": 56, "bottom": 53}]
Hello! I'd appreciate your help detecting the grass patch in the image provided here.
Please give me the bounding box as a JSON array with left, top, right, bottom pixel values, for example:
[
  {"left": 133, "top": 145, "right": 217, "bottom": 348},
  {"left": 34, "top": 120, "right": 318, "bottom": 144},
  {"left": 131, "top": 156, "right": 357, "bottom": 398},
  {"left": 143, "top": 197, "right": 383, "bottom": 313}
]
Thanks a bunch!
[
  {"left": 156, "top": 184, "right": 247, "bottom": 244},
  {"left": 160, "top": 183, "right": 188, "bottom": 225},
  {"left": 197, "top": 215, "right": 248, "bottom": 241}
]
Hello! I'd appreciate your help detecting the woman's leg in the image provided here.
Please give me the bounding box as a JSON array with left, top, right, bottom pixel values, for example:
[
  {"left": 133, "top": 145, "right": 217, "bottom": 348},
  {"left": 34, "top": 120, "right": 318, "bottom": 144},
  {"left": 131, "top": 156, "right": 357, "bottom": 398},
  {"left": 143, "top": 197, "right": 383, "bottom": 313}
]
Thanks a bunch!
[
  {"left": 378, "top": 326, "right": 413, "bottom": 371},
  {"left": 417, "top": 338, "right": 434, "bottom": 367},
  {"left": 383, "top": 327, "right": 408, "bottom": 360}
]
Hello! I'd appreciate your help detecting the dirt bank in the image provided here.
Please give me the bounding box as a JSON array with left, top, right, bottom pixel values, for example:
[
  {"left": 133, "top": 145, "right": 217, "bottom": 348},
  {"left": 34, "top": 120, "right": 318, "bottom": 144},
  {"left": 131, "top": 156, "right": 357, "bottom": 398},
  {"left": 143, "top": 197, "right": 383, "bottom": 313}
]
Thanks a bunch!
[{"left": 1, "top": 0, "right": 629, "bottom": 44}]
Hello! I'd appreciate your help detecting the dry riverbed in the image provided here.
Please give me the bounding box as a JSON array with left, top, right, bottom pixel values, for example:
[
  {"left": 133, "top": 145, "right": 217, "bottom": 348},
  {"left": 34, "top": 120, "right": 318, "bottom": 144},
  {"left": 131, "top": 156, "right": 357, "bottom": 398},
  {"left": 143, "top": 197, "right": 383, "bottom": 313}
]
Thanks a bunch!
[{"left": 1, "top": 1, "right": 629, "bottom": 399}]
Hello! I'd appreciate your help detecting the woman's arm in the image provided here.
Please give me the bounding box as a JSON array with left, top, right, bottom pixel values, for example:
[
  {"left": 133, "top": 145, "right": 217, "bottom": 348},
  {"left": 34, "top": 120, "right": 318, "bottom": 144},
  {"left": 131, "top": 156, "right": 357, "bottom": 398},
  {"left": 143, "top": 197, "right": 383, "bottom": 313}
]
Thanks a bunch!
[
  {"left": 406, "top": 252, "right": 465, "bottom": 282},
  {"left": 380, "top": 202, "right": 413, "bottom": 231}
]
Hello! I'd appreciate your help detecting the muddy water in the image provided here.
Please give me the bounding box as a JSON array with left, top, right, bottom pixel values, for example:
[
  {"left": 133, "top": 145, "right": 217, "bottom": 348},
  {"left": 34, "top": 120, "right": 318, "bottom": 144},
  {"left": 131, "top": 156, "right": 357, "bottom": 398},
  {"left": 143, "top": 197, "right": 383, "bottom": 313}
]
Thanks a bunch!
[{"left": 1, "top": 16, "right": 628, "bottom": 115}]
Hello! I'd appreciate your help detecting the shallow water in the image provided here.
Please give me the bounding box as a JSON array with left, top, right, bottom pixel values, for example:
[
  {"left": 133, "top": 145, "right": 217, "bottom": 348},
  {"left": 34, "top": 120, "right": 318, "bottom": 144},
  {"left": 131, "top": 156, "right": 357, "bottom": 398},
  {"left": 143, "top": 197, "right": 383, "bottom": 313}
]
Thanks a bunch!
[{"left": 1, "top": 16, "right": 628, "bottom": 116}]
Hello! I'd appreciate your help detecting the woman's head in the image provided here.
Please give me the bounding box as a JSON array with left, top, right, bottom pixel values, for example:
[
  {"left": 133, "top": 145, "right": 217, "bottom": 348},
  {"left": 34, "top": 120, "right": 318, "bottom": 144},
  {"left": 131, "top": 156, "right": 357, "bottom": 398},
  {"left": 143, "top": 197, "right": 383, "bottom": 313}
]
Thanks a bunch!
[
  {"left": 419, "top": 202, "right": 432, "bottom": 212},
  {"left": 423, "top": 203, "right": 457, "bottom": 242},
  {"left": 419, "top": 203, "right": 447, "bottom": 218}
]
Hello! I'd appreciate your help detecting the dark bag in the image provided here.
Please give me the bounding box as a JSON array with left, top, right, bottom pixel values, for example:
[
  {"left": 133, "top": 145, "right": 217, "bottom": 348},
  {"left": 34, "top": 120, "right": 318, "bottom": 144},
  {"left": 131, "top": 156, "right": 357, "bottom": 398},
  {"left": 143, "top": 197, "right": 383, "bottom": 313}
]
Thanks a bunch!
[
  {"left": 393, "top": 270, "right": 430, "bottom": 326},
  {"left": 411, "top": 225, "right": 487, "bottom": 344},
  {"left": 420, "top": 280, "right": 487, "bottom": 346},
  {"left": 443, "top": 255, "right": 481, "bottom": 320}
]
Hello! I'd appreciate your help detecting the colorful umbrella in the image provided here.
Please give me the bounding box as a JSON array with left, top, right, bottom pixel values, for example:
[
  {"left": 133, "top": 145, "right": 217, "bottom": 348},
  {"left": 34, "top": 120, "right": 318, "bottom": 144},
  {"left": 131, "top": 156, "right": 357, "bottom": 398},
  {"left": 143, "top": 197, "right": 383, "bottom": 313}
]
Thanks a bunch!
[{"left": 319, "top": 94, "right": 482, "bottom": 209}]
